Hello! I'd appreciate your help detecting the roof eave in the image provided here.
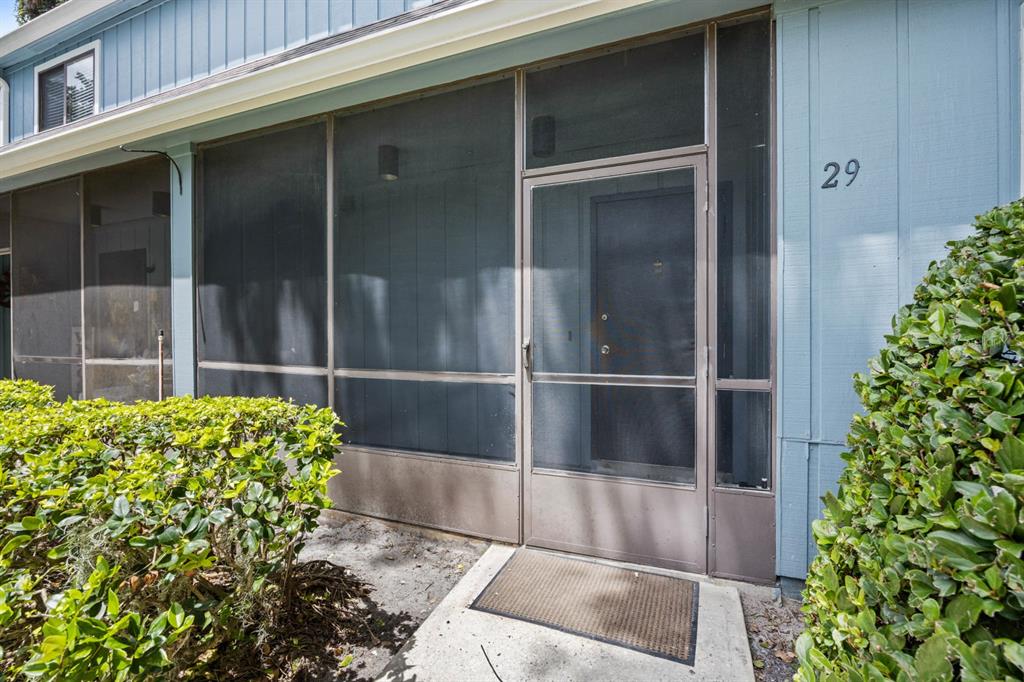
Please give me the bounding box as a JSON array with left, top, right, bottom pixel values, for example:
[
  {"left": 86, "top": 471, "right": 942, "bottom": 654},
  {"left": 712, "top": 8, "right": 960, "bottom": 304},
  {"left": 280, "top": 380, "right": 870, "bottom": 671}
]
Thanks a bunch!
[{"left": 0, "top": 0, "right": 148, "bottom": 69}]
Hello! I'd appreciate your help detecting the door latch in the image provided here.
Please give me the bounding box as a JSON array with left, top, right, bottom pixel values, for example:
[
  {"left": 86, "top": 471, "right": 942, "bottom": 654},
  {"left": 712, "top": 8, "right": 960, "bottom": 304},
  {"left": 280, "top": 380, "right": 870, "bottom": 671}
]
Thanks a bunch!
[{"left": 522, "top": 337, "right": 532, "bottom": 376}]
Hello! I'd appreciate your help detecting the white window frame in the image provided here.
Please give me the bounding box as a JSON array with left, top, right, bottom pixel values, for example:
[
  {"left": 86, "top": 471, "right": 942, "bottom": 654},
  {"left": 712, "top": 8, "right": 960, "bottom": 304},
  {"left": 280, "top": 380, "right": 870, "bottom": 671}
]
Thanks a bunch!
[
  {"left": 33, "top": 39, "right": 101, "bottom": 134},
  {"left": 0, "top": 77, "right": 9, "bottom": 146}
]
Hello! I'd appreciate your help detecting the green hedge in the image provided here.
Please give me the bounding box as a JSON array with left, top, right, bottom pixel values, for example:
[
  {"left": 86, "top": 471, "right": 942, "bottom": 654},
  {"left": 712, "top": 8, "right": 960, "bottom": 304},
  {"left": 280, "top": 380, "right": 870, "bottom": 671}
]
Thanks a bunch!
[
  {"left": 798, "top": 201, "right": 1024, "bottom": 680},
  {"left": 0, "top": 381, "right": 341, "bottom": 680},
  {"left": 0, "top": 379, "right": 57, "bottom": 411}
]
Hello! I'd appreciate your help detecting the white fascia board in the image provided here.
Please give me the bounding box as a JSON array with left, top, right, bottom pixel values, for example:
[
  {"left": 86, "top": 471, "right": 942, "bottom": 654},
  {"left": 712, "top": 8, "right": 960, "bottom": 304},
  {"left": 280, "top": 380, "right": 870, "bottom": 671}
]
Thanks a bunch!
[
  {"left": 0, "top": 0, "right": 123, "bottom": 61},
  {"left": 0, "top": 0, "right": 657, "bottom": 180}
]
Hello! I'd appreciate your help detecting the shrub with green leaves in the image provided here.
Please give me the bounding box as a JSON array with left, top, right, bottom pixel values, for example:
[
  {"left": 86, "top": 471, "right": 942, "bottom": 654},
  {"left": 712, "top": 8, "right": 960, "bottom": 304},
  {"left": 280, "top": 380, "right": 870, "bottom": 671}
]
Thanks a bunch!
[
  {"left": 797, "top": 201, "right": 1024, "bottom": 680},
  {"left": 0, "top": 379, "right": 56, "bottom": 411},
  {"left": 0, "top": 381, "right": 341, "bottom": 679}
]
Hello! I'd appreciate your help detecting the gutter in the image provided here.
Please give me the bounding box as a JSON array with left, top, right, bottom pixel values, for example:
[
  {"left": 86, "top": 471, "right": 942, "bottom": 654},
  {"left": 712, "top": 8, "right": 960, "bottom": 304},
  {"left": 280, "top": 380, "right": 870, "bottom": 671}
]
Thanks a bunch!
[{"left": 0, "top": 0, "right": 656, "bottom": 180}]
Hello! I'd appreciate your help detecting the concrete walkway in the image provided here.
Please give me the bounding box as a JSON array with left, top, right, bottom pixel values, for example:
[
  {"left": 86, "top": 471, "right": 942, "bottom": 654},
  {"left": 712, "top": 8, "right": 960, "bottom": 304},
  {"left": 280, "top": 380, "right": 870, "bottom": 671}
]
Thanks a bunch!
[{"left": 378, "top": 545, "right": 754, "bottom": 681}]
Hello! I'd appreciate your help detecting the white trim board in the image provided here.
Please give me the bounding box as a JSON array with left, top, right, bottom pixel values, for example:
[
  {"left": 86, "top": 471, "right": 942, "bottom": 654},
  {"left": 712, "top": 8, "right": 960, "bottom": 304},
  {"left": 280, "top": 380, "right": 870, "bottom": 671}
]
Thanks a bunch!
[{"left": 0, "top": 77, "right": 8, "bottom": 146}]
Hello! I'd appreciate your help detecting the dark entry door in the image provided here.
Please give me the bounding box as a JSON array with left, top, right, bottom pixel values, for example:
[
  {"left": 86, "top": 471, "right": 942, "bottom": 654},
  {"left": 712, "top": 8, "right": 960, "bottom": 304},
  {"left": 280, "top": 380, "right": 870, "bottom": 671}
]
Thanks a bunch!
[
  {"left": 591, "top": 187, "right": 695, "bottom": 476},
  {"left": 524, "top": 155, "right": 708, "bottom": 573}
]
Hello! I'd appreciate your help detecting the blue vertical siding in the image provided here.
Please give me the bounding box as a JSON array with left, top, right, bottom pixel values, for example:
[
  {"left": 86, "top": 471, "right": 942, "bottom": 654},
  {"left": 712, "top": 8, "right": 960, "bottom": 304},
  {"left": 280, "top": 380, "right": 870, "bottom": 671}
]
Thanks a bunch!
[
  {"left": 2, "top": 0, "right": 439, "bottom": 143},
  {"left": 776, "top": 0, "right": 1021, "bottom": 579}
]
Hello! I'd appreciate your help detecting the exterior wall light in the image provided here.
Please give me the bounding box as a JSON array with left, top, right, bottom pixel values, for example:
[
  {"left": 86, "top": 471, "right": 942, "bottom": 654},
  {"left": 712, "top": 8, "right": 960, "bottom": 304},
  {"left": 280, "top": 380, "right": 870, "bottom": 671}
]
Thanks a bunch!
[
  {"left": 378, "top": 144, "right": 399, "bottom": 181},
  {"left": 152, "top": 191, "right": 171, "bottom": 217}
]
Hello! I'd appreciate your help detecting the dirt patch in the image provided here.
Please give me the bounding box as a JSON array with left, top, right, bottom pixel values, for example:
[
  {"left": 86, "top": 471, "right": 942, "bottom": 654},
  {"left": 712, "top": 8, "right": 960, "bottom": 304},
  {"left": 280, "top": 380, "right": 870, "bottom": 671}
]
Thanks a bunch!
[
  {"left": 291, "top": 512, "right": 488, "bottom": 680},
  {"left": 740, "top": 590, "right": 804, "bottom": 682},
  {"left": 190, "top": 514, "right": 485, "bottom": 680}
]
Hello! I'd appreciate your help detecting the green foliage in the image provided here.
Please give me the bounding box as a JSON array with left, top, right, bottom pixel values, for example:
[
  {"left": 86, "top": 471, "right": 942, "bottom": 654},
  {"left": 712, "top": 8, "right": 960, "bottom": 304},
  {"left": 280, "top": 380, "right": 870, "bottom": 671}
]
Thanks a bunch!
[
  {"left": 15, "top": 0, "right": 68, "bottom": 25},
  {"left": 797, "top": 201, "right": 1024, "bottom": 681},
  {"left": 0, "top": 381, "right": 341, "bottom": 680},
  {"left": 0, "top": 379, "right": 54, "bottom": 411}
]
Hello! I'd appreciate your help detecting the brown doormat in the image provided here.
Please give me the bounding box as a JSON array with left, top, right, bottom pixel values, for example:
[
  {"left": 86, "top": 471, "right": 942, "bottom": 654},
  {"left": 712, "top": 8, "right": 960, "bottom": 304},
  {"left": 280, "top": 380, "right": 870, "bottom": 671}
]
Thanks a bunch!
[{"left": 470, "top": 548, "right": 699, "bottom": 665}]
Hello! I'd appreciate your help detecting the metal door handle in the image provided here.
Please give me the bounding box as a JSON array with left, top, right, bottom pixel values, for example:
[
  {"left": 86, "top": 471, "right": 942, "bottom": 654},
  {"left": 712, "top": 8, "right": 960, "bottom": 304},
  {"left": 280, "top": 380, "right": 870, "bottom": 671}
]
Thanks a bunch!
[{"left": 522, "top": 338, "right": 532, "bottom": 375}]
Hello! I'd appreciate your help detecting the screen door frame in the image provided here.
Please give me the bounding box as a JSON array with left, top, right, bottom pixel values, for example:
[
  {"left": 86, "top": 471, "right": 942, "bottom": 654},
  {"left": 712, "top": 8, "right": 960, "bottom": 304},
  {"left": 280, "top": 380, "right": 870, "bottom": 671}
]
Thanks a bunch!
[{"left": 521, "top": 149, "right": 710, "bottom": 573}]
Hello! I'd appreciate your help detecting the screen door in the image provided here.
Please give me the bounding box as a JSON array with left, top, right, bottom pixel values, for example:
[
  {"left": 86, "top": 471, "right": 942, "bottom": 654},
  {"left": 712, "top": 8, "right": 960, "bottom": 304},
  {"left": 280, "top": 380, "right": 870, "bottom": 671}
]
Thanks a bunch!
[{"left": 523, "top": 156, "right": 708, "bottom": 572}]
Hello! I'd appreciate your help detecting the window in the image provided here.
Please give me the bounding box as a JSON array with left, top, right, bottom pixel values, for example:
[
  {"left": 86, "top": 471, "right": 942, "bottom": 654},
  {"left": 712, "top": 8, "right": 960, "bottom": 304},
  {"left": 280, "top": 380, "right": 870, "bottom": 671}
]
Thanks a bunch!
[
  {"left": 0, "top": 78, "right": 9, "bottom": 146},
  {"left": 35, "top": 42, "right": 99, "bottom": 132}
]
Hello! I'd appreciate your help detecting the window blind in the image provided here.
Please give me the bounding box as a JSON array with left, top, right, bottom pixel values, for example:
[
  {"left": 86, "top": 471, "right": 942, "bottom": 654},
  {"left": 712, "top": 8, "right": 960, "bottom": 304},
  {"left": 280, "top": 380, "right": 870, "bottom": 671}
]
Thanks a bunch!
[
  {"left": 39, "top": 66, "right": 65, "bottom": 131},
  {"left": 38, "top": 51, "right": 95, "bottom": 131},
  {"left": 65, "top": 54, "right": 94, "bottom": 123}
]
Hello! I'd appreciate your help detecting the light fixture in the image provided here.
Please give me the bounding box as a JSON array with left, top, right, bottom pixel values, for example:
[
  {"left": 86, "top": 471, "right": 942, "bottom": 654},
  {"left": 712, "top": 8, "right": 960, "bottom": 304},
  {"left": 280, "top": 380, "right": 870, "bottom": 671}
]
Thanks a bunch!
[
  {"left": 378, "top": 144, "right": 399, "bottom": 181},
  {"left": 152, "top": 191, "right": 171, "bottom": 218},
  {"left": 88, "top": 205, "right": 103, "bottom": 227},
  {"left": 531, "top": 115, "right": 556, "bottom": 158}
]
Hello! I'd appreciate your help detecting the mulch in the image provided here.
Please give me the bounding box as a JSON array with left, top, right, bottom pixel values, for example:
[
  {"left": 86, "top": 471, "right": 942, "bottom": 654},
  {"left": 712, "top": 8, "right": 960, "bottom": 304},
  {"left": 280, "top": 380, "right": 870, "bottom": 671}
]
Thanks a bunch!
[{"left": 202, "top": 560, "right": 416, "bottom": 681}]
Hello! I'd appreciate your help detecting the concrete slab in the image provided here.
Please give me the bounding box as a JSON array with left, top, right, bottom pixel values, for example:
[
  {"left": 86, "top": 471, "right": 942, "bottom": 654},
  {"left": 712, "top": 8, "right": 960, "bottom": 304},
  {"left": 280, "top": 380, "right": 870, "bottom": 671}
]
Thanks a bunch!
[{"left": 378, "top": 545, "right": 754, "bottom": 682}]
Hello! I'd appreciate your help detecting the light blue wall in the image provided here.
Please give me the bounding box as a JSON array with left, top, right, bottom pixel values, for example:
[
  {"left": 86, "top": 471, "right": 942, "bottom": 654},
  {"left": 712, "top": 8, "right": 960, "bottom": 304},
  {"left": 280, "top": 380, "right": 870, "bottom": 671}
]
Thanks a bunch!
[
  {"left": 2, "top": 0, "right": 435, "bottom": 143},
  {"left": 776, "top": 0, "right": 1021, "bottom": 579}
]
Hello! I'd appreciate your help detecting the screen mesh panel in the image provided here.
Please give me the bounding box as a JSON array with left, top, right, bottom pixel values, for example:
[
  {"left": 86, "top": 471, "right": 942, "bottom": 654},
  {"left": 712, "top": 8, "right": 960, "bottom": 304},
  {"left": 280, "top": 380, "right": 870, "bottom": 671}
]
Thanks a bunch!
[
  {"left": 199, "top": 368, "right": 328, "bottom": 407},
  {"left": 12, "top": 179, "right": 82, "bottom": 358},
  {"left": 1, "top": 196, "right": 9, "bottom": 380},
  {"left": 716, "top": 18, "right": 771, "bottom": 380},
  {"left": 525, "top": 34, "right": 704, "bottom": 168},
  {"left": 11, "top": 178, "right": 83, "bottom": 400},
  {"left": 83, "top": 157, "right": 171, "bottom": 401},
  {"left": 0, "top": 194, "right": 10, "bottom": 249},
  {"left": 334, "top": 78, "right": 515, "bottom": 374},
  {"left": 0, "top": 254, "right": 10, "bottom": 380},
  {"left": 716, "top": 389, "right": 771, "bottom": 489},
  {"left": 531, "top": 170, "right": 696, "bottom": 377},
  {"left": 15, "top": 361, "right": 81, "bottom": 401},
  {"left": 532, "top": 383, "right": 696, "bottom": 485},
  {"left": 86, "top": 364, "right": 171, "bottom": 403},
  {"left": 335, "top": 378, "right": 515, "bottom": 462},
  {"left": 199, "top": 122, "right": 327, "bottom": 366}
]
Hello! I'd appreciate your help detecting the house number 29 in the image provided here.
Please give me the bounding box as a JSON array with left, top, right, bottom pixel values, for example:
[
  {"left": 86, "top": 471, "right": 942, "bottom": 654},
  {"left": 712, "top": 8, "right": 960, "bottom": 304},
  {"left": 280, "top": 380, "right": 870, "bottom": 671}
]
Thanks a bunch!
[{"left": 821, "top": 159, "right": 860, "bottom": 188}]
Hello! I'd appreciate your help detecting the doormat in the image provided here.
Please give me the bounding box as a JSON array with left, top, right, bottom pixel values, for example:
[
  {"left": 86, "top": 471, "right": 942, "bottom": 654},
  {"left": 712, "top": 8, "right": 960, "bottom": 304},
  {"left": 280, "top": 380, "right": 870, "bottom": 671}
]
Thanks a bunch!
[{"left": 470, "top": 548, "right": 699, "bottom": 665}]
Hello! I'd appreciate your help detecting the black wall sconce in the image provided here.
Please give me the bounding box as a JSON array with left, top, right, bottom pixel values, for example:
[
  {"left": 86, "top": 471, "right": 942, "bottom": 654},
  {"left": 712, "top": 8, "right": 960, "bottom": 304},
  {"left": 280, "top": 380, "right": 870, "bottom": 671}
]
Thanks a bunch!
[
  {"left": 88, "top": 205, "right": 103, "bottom": 227},
  {"left": 152, "top": 191, "right": 171, "bottom": 218},
  {"left": 378, "top": 144, "right": 399, "bottom": 181},
  {"left": 531, "top": 115, "right": 556, "bottom": 158}
]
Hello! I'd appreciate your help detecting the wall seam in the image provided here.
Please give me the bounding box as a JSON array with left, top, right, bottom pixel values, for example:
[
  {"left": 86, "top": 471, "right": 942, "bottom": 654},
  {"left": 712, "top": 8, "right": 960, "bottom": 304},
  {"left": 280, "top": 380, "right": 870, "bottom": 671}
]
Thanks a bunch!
[
  {"left": 896, "top": 0, "right": 911, "bottom": 305},
  {"left": 805, "top": 5, "right": 820, "bottom": 574}
]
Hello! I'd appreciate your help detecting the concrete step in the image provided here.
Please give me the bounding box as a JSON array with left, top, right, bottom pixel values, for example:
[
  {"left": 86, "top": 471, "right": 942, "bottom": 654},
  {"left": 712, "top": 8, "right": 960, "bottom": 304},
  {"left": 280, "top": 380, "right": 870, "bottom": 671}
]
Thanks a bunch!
[{"left": 378, "top": 545, "right": 754, "bottom": 682}]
